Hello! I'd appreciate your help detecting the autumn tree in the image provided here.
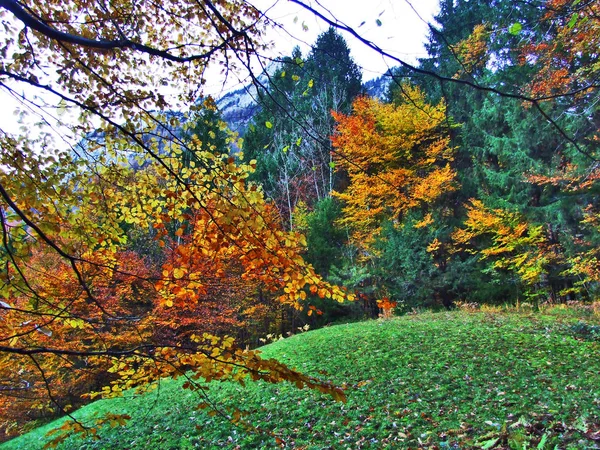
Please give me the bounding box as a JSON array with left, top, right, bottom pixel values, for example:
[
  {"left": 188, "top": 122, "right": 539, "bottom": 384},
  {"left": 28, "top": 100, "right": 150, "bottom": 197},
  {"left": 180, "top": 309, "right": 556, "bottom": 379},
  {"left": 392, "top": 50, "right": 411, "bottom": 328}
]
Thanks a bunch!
[
  {"left": 451, "top": 199, "right": 563, "bottom": 302},
  {"left": 328, "top": 85, "right": 458, "bottom": 310},
  {"left": 0, "top": 0, "right": 353, "bottom": 442},
  {"left": 521, "top": 0, "right": 600, "bottom": 102},
  {"left": 332, "top": 85, "right": 456, "bottom": 251},
  {"left": 0, "top": 248, "right": 157, "bottom": 437}
]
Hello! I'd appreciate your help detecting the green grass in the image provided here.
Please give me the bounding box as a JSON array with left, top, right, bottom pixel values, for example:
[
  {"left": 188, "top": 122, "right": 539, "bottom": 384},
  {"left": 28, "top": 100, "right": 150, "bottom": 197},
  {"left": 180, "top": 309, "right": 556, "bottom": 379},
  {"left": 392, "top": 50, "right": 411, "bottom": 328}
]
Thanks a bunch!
[{"left": 3, "top": 310, "right": 599, "bottom": 449}]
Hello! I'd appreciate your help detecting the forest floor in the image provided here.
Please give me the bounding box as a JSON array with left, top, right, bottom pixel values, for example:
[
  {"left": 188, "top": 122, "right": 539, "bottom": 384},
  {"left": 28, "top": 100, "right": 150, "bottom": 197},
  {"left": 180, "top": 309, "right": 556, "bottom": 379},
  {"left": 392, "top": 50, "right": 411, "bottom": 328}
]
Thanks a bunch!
[{"left": 3, "top": 306, "right": 600, "bottom": 449}]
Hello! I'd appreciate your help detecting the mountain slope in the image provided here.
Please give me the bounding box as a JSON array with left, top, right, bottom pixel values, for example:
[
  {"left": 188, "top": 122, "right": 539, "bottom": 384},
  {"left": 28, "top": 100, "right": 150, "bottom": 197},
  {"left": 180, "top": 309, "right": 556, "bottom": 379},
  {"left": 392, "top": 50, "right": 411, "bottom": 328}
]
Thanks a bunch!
[
  {"left": 216, "top": 74, "right": 392, "bottom": 135},
  {"left": 215, "top": 81, "right": 262, "bottom": 135}
]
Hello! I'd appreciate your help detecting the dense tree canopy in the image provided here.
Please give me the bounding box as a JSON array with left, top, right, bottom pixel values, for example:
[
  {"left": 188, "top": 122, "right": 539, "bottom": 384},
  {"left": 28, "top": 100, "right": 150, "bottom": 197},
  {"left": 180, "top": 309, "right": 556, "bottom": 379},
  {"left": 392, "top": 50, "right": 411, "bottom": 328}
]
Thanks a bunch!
[{"left": 332, "top": 86, "right": 456, "bottom": 251}]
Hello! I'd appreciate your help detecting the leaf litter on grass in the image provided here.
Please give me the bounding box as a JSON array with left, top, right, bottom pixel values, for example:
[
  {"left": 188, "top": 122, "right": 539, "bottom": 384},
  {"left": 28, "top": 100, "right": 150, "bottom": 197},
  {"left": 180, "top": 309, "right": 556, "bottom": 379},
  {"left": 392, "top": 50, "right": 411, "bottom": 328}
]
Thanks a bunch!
[{"left": 3, "top": 310, "right": 599, "bottom": 449}]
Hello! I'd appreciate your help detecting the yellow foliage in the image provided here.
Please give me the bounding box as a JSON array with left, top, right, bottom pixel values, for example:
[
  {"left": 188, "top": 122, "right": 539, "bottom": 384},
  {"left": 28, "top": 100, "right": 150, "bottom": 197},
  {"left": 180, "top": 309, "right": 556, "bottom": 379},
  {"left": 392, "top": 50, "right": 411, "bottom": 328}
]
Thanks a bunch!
[
  {"left": 452, "top": 199, "right": 556, "bottom": 285},
  {"left": 332, "top": 85, "right": 457, "bottom": 253}
]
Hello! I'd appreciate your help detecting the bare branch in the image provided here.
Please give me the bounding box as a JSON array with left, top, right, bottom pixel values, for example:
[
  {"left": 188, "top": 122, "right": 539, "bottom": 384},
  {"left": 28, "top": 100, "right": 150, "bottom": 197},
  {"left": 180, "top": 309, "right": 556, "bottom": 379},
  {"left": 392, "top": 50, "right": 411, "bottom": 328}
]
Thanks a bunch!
[{"left": 0, "top": 0, "right": 227, "bottom": 63}]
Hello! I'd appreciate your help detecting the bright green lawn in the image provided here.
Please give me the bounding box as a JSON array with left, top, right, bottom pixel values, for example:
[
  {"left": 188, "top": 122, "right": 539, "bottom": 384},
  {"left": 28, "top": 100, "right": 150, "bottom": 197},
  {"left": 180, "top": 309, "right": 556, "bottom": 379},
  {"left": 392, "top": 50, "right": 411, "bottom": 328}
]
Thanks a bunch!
[{"left": 2, "top": 310, "right": 599, "bottom": 449}]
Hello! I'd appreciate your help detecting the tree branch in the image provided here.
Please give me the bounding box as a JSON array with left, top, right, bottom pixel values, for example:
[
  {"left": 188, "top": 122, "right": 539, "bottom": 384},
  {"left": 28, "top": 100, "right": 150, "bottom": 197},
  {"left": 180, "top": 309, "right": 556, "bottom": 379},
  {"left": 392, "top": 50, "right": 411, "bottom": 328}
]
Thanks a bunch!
[
  {"left": 289, "top": 0, "right": 599, "bottom": 161},
  {"left": 0, "top": 0, "right": 225, "bottom": 63}
]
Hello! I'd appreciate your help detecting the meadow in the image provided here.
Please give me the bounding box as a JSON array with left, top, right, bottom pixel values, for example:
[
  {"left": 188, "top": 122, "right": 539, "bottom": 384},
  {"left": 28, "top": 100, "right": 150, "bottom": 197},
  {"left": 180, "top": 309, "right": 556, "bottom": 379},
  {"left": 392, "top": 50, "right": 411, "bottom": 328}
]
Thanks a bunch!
[{"left": 4, "top": 307, "right": 599, "bottom": 449}]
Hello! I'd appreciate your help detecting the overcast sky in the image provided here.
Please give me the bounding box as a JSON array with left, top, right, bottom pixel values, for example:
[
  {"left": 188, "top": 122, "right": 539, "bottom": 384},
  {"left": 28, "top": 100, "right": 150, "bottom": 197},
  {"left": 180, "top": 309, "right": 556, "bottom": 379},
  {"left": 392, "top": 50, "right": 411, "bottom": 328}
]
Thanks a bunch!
[
  {"left": 0, "top": 0, "right": 440, "bottom": 133},
  {"left": 260, "top": 0, "right": 439, "bottom": 77},
  {"left": 202, "top": 0, "right": 440, "bottom": 95}
]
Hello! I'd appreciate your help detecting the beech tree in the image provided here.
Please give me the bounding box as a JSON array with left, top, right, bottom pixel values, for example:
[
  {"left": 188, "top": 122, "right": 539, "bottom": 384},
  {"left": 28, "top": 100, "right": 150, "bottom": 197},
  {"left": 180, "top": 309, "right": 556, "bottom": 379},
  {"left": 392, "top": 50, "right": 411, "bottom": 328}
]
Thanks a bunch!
[
  {"left": 327, "top": 86, "right": 458, "bottom": 312},
  {"left": 331, "top": 85, "right": 456, "bottom": 252},
  {"left": 0, "top": 0, "right": 353, "bottom": 442},
  {"left": 451, "top": 199, "right": 560, "bottom": 300}
]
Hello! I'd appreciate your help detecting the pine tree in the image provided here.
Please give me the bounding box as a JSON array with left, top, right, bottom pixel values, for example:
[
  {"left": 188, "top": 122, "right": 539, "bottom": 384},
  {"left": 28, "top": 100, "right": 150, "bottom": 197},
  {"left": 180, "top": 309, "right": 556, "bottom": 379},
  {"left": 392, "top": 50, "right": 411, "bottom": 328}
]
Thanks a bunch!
[{"left": 243, "top": 29, "right": 362, "bottom": 228}]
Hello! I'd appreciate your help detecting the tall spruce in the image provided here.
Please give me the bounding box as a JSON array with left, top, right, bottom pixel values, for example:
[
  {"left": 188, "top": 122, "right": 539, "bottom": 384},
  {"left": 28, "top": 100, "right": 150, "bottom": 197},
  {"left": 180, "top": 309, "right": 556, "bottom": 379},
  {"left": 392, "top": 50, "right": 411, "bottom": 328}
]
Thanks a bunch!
[
  {"left": 406, "top": 0, "right": 597, "bottom": 303},
  {"left": 244, "top": 29, "right": 361, "bottom": 229}
]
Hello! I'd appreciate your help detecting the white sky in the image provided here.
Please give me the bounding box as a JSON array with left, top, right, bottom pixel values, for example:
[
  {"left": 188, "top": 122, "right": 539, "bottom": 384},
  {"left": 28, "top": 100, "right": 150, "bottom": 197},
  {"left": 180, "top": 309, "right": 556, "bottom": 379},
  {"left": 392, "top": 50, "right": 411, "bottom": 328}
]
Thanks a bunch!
[
  {"left": 0, "top": 0, "right": 440, "bottom": 133},
  {"left": 266, "top": 0, "right": 439, "bottom": 77},
  {"left": 204, "top": 0, "right": 440, "bottom": 94}
]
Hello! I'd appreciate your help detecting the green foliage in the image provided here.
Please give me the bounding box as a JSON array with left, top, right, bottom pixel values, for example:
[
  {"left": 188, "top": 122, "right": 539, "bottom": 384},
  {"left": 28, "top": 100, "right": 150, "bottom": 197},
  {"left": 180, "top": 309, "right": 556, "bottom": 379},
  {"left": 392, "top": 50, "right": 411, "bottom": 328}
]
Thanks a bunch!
[
  {"left": 182, "top": 103, "right": 230, "bottom": 165},
  {"left": 379, "top": 0, "right": 599, "bottom": 306},
  {"left": 6, "top": 311, "right": 599, "bottom": 449},
  {"left": 243, "top": 28, "right": 362, "bottom": 224},
  {"left": 454, "top": 92, "right": 591, "bottom": 303},
  {"left": 374, "top": 213, "right": 518, "bottom": 310},
  {"left": 568, "top": 321, "right": 600, "bottom": 341},
  {"left": 374, "top": 216, "right": 440, "bottom": 309},
  {"left": 304, "top": 27, "right": 362, "bottom": 111},
  {"left": 304, "top": 197, "right": 345, "bottom": 276},
  {"left": 508, "top": 22, "right": 522, "bottom": 35}
]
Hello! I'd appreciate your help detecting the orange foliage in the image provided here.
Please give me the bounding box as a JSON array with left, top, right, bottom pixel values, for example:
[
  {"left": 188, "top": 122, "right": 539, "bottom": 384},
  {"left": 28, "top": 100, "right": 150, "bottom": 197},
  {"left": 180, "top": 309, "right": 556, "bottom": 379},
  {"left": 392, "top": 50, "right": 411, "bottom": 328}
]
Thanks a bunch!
[
  {"left": 152, "top": 241, "right": 257, "bottom": 344},
  {"left": 0, "top": 249, "right": 156, "bottom": 438},
  {"left": 525, "top": 163, "right": 600, "bottom": 192},
  {"left": 0, "top": 0, "right": 355, "bottom": 442},
  {"left": 0, "top": 151, "right": 353, "bottom": 440},
  {"left": 331, "top": 85, "right": 457, "bottom": 252},
  {"left": 376, "top": 297, "right": 397, "bottom": 319},
  {"left": 451, "top": 23, "right": 491, "bottom": 78},
  {"left": 520, "top": 0, "right": 600, "bottom": 99}
]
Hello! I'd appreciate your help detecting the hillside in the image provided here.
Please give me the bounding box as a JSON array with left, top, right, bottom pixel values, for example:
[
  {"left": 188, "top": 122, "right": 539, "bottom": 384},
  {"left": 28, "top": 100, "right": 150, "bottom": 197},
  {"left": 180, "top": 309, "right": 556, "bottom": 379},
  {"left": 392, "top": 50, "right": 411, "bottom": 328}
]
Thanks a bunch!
[
  {"left": 216, "top": 72, "right": 391, "bottom": 135},
  {"left": 4, "top": 309, "right": 599, "bottom": 449}
]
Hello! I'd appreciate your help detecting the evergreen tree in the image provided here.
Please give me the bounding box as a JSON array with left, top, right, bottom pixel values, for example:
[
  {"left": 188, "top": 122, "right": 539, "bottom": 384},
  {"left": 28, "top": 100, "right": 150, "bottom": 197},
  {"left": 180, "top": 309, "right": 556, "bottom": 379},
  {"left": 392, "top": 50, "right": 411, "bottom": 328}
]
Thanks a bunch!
[
  {"left": 305, "top": 197, "right": 345, "bottom": 277},
  {"left": 243, "top": 29, "right": 362, "bottom": 228},
  {"left": 184, "top": 99, "right": 230, "bottom": 166},
  {"left": 411, "top": 0, "right": 597, "bottom": 303}
]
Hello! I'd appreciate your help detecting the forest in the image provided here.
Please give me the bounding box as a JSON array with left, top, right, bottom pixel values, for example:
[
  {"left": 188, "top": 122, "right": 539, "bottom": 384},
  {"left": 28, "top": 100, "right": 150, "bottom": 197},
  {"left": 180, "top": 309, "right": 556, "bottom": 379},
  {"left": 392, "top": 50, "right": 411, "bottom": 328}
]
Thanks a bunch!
[{"left": 0, "top": 0, "right": 598, "bottom": 447}]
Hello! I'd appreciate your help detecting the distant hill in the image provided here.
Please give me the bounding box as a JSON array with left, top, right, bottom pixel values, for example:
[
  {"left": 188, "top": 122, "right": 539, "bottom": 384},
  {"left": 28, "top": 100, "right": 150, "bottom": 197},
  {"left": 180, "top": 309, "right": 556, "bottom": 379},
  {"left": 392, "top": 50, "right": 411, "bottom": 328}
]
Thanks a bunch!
[
  {"left": 363, "top": 74, "right": 392, "bottom": 100},
  {"left": 215, "top": 84, "right": 260, "bottom": 136},
  {"left": 72, "top": 73, "right": 392, "bottom": 163},
  {"left": 216, "top": 73, "right": 392, "bottom": 136}
]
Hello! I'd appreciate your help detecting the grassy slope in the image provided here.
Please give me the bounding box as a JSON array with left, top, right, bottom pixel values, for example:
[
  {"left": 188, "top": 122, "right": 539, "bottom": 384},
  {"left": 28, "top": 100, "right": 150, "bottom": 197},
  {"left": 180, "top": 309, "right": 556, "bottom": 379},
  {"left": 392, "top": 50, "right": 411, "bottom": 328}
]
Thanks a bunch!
[{"left": 3, "top": 310, "right": 599, "bottom": 449}]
